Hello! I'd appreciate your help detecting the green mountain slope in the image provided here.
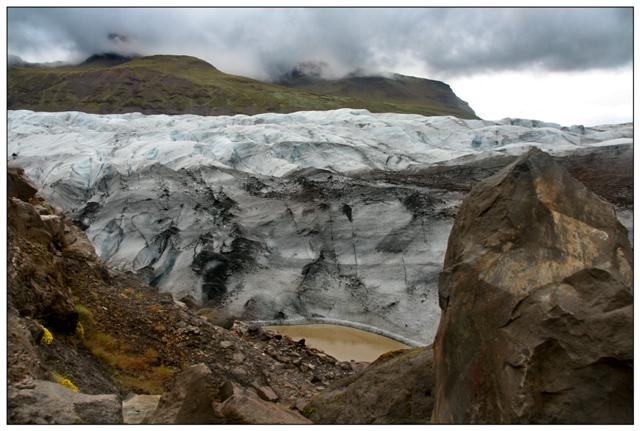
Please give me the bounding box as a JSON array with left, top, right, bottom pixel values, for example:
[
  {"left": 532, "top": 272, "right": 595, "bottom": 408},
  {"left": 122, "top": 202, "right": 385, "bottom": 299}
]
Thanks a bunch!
[
  {"left": 279, "top": 73, "right": 476, "bottom": 119},
  {"left": 8, "top": 54, "right": 477, "bottom": 118}
]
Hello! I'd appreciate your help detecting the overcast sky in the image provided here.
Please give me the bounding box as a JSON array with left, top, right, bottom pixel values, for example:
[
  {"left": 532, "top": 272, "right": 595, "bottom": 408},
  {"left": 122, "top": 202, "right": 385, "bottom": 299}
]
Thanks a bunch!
[{"left": 7, "top": 7, "right": 633, "bottom": 125}]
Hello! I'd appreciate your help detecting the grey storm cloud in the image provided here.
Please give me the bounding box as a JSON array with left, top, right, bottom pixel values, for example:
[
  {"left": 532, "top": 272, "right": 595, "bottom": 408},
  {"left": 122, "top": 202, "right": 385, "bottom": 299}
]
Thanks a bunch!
[{"left": 8, "top": 7, "right": 632, "bottom": 80}]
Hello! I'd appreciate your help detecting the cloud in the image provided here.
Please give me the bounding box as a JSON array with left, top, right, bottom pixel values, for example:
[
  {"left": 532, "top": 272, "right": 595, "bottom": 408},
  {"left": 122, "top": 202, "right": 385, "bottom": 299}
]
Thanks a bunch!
[
  {"left": 450, "top": 68, "right": 633, "bottom": 126},
  {"left": 8, "top": 7, "right": 632, "bottom": 81}
]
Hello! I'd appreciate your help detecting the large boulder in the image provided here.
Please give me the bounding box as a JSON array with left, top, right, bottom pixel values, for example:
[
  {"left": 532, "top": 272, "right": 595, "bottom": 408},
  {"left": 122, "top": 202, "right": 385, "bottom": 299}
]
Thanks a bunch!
[
  {"left": 8, "top": 379, "right": 122, "bottom": 424},
  {"left": 122, "top": 394, "right": 162, "bottom": 424},
  {"left": 304, "top": 346, "right": 435, "bottom": 424},
  {"left": 147, "top": 363, "right": 224, "bottom": 424},
  {"left": 432, "top": 148, "right": 633, "bottom": 424},
  {"left": 216, "top": 385, "right": 312, "bottom": 424}
]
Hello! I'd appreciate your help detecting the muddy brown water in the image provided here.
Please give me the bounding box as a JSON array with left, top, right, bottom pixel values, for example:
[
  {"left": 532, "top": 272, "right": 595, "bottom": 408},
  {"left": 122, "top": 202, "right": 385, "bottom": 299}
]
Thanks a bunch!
[{"left": 265, "top": 324, "right": 409, "bottom": 363}]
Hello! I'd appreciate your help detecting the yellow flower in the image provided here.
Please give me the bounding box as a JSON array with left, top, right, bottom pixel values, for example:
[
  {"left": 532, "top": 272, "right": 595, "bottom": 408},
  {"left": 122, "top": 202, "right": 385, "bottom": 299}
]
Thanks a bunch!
[
  {"left": 52, "top": 372, "right": 80, "bottom": 393},
  {"left": 41, "top": 326, "right": 54, "bottom": 345},
  {"left": 75, "top": 322, "right": 85, "bottom": 339}
]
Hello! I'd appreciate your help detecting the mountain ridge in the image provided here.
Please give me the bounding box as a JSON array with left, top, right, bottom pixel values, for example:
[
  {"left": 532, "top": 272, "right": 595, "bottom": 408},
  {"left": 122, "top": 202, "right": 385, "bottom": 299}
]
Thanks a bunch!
[
  {"left": 8, "top": 54, "right": 477, "bottom": 119},
  {"left": 278, "top": 69, "right": 475, "bottom": 119}
]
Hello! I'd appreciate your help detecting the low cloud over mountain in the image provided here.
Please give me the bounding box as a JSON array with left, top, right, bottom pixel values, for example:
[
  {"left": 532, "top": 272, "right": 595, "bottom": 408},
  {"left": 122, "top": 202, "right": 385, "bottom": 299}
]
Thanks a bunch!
[{"left": 8, "top": 8, "right": 632, "bottom": 81}]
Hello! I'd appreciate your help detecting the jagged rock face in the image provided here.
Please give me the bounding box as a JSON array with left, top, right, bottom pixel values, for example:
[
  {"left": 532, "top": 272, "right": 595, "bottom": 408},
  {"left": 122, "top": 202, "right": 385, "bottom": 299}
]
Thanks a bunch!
[
  {"left": 431, "top": 149, "right": 633, "bottom": 424},
  {"left": 304, "top": 345, "right": 435, "bottom": 424},
  {"left": 7, "top": 170, "right": 79, "bottom": 334},
  {"left": 8, "top": 166, "right": 38, "bottom": 201},
  {"left": 8, "top": 380, "right": 122, "bottom": 424}
]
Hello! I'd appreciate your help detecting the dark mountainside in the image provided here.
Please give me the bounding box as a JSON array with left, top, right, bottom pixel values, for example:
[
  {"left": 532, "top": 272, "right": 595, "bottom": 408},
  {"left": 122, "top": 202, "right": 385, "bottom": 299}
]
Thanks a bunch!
[
  {"left": 79, "top": 53, "right": 135, "bottom": 68},
  {"left": 279, "top": 68, "right": 476, "bottom": 120},
  {"left": 7, "top": 54, "right": 477, "bottom": 118}
]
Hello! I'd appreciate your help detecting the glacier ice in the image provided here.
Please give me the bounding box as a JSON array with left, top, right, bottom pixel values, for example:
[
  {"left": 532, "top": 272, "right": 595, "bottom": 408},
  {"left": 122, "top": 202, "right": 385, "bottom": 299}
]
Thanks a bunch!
[
  {"left": 9, "top": 109, "right": 632, "bottom": 180},
  {"left": 7, "top": 109, "right": 633, "bottom": 344}
]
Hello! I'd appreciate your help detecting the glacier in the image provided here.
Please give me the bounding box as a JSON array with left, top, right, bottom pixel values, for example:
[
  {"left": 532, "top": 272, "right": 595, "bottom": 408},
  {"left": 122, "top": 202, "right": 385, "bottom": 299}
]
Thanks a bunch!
[{"left": 7, "top": 109, "right": 633, "bottom": 344}]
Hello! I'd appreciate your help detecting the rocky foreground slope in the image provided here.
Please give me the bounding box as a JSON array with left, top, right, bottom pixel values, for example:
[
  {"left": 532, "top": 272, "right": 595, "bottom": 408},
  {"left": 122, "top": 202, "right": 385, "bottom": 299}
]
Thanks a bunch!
[
  {"left": 8, "top": 109, "right": 633, "bottom": 344},
  {"left": 7, "top": 167, "right": 360, "bottom": 424}
]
